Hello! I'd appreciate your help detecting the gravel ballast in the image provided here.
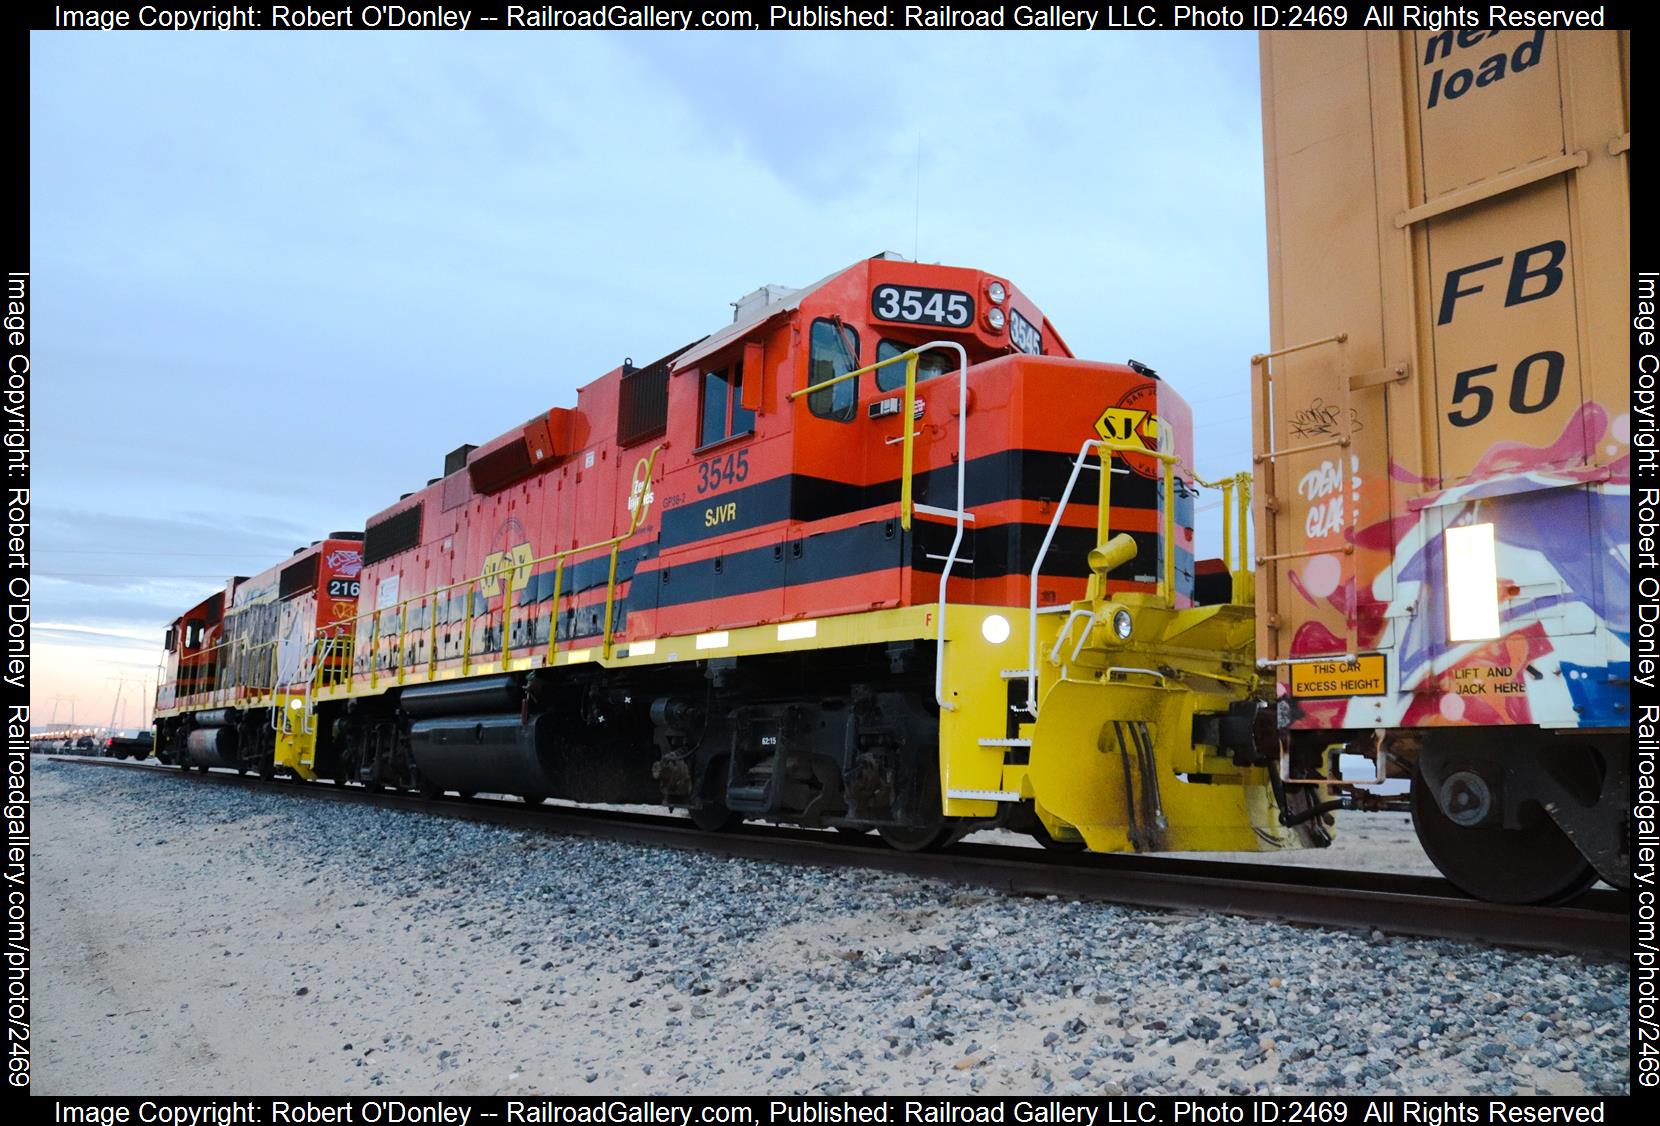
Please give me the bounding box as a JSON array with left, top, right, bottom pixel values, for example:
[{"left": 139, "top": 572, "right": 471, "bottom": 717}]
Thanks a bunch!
[{"left": 31, "top": 759, "right": 1630, "bottom": 1096}]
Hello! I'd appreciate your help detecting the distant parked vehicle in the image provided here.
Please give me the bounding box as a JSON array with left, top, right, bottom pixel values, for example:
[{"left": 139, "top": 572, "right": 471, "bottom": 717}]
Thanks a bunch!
[{"left": 103, "top": 732, "right": 153, "bottom": 761}]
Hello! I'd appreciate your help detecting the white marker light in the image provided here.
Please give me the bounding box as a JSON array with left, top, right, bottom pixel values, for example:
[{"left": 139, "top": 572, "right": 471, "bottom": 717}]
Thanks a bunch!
[
  {"left": 1445, "top": 522, "right": 1501, "bottom": 642},
  {"left": 981, "top": 614, "right": 1011, "bottom": 645}
]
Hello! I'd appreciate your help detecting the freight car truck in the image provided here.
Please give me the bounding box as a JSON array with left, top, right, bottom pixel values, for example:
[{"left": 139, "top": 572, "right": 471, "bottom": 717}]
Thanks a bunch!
[{"left": 1256, "top": 30, "right": 1630, "bottom": 903}]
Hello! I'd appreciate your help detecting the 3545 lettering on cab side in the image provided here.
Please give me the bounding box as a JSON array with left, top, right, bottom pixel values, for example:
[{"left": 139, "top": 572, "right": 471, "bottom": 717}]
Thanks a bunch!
[{"left": 696, "top": 449, "right": 749, "bottom": 494}]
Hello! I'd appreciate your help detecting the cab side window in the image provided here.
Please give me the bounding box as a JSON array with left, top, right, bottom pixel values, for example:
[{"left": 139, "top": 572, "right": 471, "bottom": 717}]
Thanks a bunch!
[
  {"left": 699, "top": 362, "right": 755, "bottom": 449},
  {"left": 808, "top": 319, "right": 859, "bottom": 422},
  {"left": 876, "top": 340, "right": 954, "bottom": 393}
]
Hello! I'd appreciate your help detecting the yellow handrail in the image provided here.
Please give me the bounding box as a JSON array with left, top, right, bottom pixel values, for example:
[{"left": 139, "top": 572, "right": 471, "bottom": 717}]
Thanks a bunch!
[
  {"left": 461, "top": 579, "right": 475, "bottom": 675},
  {"left": 1173, "top": 465, "right": 1253, "bottom": 607},
  {"left": 160, "top": 634, "right": 286, "bottom": 713},
  {"left": 1091, "top": 438, "right": 1182, "bottom": 602},
  {"left": 312, "top": 445, "right": 664, "bottom": 695},
  {"left": 501, "top": 573, "right": 514, "bottom": 670},
  {"left": 545, "top": 557, "right": 565, "bottom": 664},
  {"left": 789, "top": 348, "right": 924, "bottom": 529}
]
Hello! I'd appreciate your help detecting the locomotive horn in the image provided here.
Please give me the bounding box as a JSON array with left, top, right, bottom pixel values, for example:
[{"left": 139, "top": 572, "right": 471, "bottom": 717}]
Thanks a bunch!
[{"left": 1087, "top": 533, "right": 1138, "bottom": 576}]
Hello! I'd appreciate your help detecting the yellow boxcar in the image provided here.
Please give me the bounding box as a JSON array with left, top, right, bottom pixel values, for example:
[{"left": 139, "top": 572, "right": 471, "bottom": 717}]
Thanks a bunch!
[{"left": 1254, "top": 30, "right": 1630, "bottom": 903}]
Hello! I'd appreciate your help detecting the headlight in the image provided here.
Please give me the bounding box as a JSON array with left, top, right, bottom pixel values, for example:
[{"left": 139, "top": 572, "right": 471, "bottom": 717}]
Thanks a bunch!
[
  {"left": 1112, "top": 609, "right": 1133, "bottom": 640},
  {"left": 981, "top": 614, "right": 1011, "bottom": 644},
  {"left": 987, "top": 281, "right": 1007, "bottom": 304},
  {"left": 985, "top": 307, "right": 1007, "bottom": 330}
]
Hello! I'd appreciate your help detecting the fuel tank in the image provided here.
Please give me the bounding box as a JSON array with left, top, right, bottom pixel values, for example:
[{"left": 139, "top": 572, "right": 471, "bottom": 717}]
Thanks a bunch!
[
  {"left": 407, "top": 710, "right": 655, "bottom": 803},
  {"left": 184, "top": 725, "right": 239, "bottom": 768},
  {"left": 400, "top": 675, "right": 521, "bottom": 718}
]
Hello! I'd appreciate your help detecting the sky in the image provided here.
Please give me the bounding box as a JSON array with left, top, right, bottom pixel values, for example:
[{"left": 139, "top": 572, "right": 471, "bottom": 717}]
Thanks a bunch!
[{"left": 29, "top": 29, "right": 1270, "bottom": 729}]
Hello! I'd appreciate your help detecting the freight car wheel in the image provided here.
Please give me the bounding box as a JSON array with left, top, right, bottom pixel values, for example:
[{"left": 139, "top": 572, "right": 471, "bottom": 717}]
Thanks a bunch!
[{"left": 1410, "top": 762, "right": 1598, "bottom": 905}]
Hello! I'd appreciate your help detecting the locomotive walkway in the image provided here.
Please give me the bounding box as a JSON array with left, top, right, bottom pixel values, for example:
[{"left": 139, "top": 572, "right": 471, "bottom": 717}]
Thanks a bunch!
[{"left": 46, "top": 756, "right": 1627, "bottom": 961}]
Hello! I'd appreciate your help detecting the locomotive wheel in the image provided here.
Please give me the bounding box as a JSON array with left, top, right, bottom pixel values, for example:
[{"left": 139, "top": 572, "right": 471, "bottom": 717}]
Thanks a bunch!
[
  {"left": 1410, "top": 761, "right": 1598, "bottom": 905},
  {"left": 834, "top": 825, "right": 873, "bottom": 837},
  {"left": 878, "top": 822, "right": 953, "bottom": 852},
  {"left": 258, "top": 758, "right": 275, "bottom": 782},
  {"left": 193, "top": 763, "right": 209, "bottom": 774},
  {"left": 520, "top": 793, "right": 548, "bottom": 805},
  {"left": 689, "top": 802, "right": 740, "bottom": 833},
  {"left": 1031, "top": 816, "right": 1086, "bottom": 853}
]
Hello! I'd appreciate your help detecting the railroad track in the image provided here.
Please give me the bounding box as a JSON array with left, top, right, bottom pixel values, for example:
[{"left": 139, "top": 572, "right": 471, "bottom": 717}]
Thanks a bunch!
[{"left": 41, "top": 754, "right": 1628, "bottom": 960}]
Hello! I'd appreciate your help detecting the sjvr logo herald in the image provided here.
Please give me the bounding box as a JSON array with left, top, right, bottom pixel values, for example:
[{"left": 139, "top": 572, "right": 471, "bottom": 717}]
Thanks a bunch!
[
  {"left": 481, "top": 543, "right": 534, "bottom": 598},
  {"left": 1093, "top": 381, "right": 1162, "bottom": 478}
]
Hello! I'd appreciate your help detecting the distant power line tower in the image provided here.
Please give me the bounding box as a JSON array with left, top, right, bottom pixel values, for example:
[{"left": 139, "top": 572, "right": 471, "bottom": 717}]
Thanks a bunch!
[
  {"left": 105, "top": 678, "right": 126, "bottom": 735},
  {"left": 49, "top": 696, "right": 78, "bottom": 727}
]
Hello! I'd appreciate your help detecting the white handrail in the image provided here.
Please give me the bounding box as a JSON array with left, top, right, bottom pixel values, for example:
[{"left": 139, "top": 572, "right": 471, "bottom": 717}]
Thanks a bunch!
[
  {"left": 913, "top": 339, "right": 971, "bottom": 713},
  {"left": 1025, "top": 439, "right": 1104, "bottom": 715}
]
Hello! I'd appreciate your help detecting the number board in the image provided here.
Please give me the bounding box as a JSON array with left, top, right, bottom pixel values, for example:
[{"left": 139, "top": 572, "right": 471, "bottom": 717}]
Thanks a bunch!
[
  {"left": 871, "top": 285, "right": 974, "bottom": 328},
  {"left": 327, "top": 579, "right": 361, "bottom": 599},
  {"left": 1009, "top": 308, "right": 1042, "bottom": 355},
  {"left": 1288, "top": 654, "right": 1387, "bottom": 698}
]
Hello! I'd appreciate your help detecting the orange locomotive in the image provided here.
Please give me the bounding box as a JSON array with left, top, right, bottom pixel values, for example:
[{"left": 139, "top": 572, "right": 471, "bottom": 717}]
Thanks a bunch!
[{"left": 155, "top": 254, "right": 1310, "bottom": 857}]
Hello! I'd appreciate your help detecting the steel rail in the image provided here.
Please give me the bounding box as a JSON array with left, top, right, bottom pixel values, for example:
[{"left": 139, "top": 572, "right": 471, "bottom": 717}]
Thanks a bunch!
[{"left": 42, "top": 755, "right": 1627, "bottom": 961}]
